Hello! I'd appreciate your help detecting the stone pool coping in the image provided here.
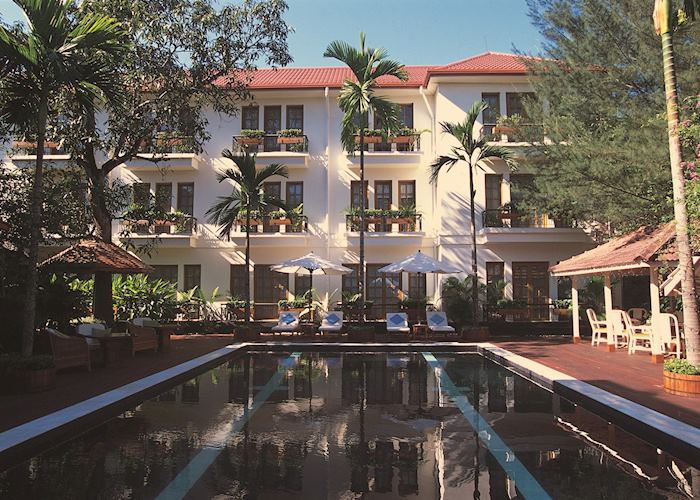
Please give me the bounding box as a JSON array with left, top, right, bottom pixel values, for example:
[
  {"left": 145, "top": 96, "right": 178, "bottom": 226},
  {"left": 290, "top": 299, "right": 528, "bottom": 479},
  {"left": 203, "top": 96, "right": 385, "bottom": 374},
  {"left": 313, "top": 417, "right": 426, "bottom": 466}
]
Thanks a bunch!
[{"left": 0, "top": 341, "right": 698, "bottom": 471}]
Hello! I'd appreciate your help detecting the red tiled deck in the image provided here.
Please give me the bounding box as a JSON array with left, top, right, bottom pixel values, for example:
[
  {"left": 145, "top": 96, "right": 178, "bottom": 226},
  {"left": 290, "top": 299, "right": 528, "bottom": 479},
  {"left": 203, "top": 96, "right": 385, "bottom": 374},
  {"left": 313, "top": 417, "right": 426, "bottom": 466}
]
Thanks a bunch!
[{"left": 494, "top": 337, "right": 700, "bottom": 429}]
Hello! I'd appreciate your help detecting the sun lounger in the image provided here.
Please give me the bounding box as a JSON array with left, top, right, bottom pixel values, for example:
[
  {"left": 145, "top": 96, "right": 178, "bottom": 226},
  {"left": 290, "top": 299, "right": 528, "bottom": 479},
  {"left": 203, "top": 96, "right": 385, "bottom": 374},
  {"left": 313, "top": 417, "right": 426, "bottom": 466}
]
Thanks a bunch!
[
  {"left": 386, "top": 312, "right": 410, "bottom": 334},
  {"left": 319, "top": 311, "right": 343, "bottom": 335},
  {"left": 426, "top": 311, "right": 456, "bottom": 335},
  {"left": 271, "top": 312, "right": 300, "bottom": 334}
]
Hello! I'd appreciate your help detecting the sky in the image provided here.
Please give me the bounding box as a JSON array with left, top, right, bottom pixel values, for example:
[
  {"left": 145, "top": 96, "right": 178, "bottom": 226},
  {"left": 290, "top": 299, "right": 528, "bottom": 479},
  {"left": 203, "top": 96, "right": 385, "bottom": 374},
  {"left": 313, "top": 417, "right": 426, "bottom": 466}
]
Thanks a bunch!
[{"left": 0, "top": 0, "right": 544, "bottom": 67}]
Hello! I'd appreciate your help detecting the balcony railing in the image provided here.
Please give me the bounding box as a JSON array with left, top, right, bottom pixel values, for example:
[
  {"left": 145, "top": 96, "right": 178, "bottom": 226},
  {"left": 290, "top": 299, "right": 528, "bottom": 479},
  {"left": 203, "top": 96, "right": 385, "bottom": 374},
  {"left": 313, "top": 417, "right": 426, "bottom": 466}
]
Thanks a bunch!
[
  {"left": 138, "top": 135, "right": 196, "bottom": 154},
  {"left": 353, "top": 134, "right": 421, "bottom": 153},
  {"left": 11, "top": 139, "right": 65, "bottom": 156},
  {"left": 231, "top": 214, "right": 309, "bottom": 234},
  {"left": 482, "top": 208, "right": 575, "bottom": 229},
  {"left": 232, "top": 134, "right": 309, "bottom": 154},
  {"left": 116, "top": 216, "right": 198, "bottom": 236},
  {"left": 484, "top": 124, "right": 544, "bottom": 144},
  {"left": 345, "top": 213, "right": 423, "bottom": 233}
]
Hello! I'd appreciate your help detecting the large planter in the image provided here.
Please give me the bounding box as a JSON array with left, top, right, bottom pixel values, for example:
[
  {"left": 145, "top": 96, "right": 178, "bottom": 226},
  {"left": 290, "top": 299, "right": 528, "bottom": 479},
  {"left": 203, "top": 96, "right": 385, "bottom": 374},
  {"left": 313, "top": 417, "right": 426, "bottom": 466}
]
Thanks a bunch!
[
  {"left": 355, "top": 135, "right": 383, "bottom": 144},
  {"left": 461, "top": 326, "right": 490, "bottom": 342},
  {"left": 277, "top": 136, "right": 305, "bottom": 144},
  {"left": 663, "top": 370, "right": 700, "bottom": 396},
  {"left": 269, "top": 218, "right": 292, "bottom": 226},
  {"left": 238, "top": 137, "right": 264, "bottom": 146},
  {"left": 388, "top": 135, "right": 416, "bottom": 144},
  {"left": 12, "top": 367, "right": 56, "bottom": 393}
]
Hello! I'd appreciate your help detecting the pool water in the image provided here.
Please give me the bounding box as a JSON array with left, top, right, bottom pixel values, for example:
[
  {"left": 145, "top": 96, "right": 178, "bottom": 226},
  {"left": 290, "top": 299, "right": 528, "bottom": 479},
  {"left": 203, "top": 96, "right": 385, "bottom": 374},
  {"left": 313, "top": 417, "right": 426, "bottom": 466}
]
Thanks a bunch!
[{"left": 0, "top": 352, "right": 696, "bottom": 499}]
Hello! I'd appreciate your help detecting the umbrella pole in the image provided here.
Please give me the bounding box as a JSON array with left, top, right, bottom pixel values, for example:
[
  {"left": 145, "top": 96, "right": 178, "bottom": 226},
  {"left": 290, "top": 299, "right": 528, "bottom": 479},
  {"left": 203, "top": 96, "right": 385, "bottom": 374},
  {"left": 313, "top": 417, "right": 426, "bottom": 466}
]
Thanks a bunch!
[{"left": 308, "top": 269, "right": 313, "bottom": 323}]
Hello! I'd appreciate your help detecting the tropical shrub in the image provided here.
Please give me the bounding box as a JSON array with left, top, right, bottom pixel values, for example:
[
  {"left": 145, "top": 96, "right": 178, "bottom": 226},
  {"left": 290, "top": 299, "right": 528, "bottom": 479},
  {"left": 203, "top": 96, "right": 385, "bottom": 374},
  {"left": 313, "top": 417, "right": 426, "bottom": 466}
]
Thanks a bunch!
[
  {"left": 441, "top": 276, "right": 484, "bottom": 327},
  {"left": 664, "top": 358, "right": 700, "bottom": 375},
  {"left": 112, "top": 274, "right": 179, "bottom": 321},
  {"left": 278, "top": 128, "right": 303, "bottom": 137},
  {"left": 241, "top": 129, "right": 265, "bottom": 138},
  {"left": 36, "top": 274, "right": 92, "bottom": 331}
]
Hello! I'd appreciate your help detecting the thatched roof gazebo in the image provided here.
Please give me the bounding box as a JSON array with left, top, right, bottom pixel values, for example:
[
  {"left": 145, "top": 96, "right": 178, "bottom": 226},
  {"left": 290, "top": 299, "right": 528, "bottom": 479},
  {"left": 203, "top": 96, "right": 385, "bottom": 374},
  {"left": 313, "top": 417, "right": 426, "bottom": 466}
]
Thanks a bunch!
[
  {"left": 550, "top": 223, "right": 677, "bottom": 360},
  {"left": 39, "top": 239, "right": 152, "bottom": 275}
]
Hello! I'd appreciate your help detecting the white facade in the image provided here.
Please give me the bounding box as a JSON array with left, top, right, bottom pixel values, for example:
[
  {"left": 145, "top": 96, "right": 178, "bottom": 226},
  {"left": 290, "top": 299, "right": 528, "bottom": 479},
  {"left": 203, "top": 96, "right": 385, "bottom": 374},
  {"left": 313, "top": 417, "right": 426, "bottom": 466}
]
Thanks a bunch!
[{"left": 4, "top": 53, "right": 594, "bottom": 319}]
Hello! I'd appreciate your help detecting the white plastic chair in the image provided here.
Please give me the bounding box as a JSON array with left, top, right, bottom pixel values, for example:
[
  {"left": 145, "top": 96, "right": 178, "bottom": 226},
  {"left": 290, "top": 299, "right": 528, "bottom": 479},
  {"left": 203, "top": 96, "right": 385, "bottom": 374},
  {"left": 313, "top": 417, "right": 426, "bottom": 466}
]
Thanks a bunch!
[
  {"left": 271, "top": 311, "right": 300, "bottom": 334},
  {"left": 386, "top": 312, "right": 410, "bottom": 334},
  {"left": 586, "top": 309, "right": 608, "bottom": 346},
  {"left": 622, "top": 310, "right": 652, "bottom": 354},
  {"left": 426, "top": 311, "right": 456, "bottom": 335},
  {"left": 607, "top": 309, "right": 631, "bottom": 349},
  {"left": 657, "top": 313, "right": 683, "bottom": 358},
  {"left": 319, "top": 311, "right": 343, "bottom": 334},
  {"left": 627, "top": 307, "right": 648, "bottom": 324}
]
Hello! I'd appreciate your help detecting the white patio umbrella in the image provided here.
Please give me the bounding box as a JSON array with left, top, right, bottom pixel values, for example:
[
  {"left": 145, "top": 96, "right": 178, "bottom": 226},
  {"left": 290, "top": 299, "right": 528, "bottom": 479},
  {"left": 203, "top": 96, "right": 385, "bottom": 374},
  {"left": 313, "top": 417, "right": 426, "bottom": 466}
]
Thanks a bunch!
[
  {"left": 270, "top": 252, "right": 352, "bottom": 322},
  {"left": 378, "top": 250, "right": 461, "bottom": 322}
]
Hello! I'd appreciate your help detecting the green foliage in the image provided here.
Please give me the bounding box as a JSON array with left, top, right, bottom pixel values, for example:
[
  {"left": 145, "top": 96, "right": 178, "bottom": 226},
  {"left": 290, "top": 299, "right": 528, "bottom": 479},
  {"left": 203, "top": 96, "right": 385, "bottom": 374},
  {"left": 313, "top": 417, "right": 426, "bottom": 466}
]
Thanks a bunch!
[
  {"left": 486, "top": 279, "right": 507, "bottom": 307},
  {"left": 227, "top": 296, "right": 252, "bottom": 308},
  {"left": 278, "top": 291, "right": 311, "bottom": 309},
  {"left": 664, "top": 358, "right": 700, "bottom": 375},
  {"left": 361, "top": 129, "right": 385, "bottom": 137},
  {"left": 441, "top": 276, "right": 484, "bottom": 327},
  {"left": 36, "top": 275, "right": 91, "bottom": 332},
  {"left": 520, "top": 0, "right": 700, "bottom": 237},
  {"left": 241, "top": 129, "right": 266, "bottom": 138},
  {"left": 6, "top": 354, "right": 55, "bottom": 371},
  {"left": 553, "top": 298, "right": 573, "bottom": 310},
  {"left": 112, "top": 274, "right": 179, "bottom": 321},
  {"left": 398, "top": 296, "right": 428, "bottom": 308},
  {"left": 277, "top": 128, "right": 303, "bottom": 137}
]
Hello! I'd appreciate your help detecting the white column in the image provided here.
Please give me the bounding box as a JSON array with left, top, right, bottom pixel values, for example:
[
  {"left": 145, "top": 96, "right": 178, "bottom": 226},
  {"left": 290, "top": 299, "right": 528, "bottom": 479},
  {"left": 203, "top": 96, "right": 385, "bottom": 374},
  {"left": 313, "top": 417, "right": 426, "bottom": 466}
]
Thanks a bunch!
[
  {"left": 649, "top": 267, "right": 663, "bottom": 360},
  {"left": 571, "top": 276, "right": 580, "bottom": 342},
  {"left": 604, "top": 273, "right": 614, "bottom": 347}
]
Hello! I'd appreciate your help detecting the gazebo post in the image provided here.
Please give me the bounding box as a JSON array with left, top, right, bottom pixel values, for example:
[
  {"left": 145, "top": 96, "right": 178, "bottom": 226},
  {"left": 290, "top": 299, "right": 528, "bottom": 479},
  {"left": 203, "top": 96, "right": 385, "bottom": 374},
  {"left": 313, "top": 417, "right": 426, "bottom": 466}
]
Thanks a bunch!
[
  {"left": 604, "top": 273, "right": 615, "bottom": 352},
  {"left": 571, "top": 276, "right": 580, "bottom": 343},
  {"left": 649, "top": 266, "right": 664, "bottom": 364}
]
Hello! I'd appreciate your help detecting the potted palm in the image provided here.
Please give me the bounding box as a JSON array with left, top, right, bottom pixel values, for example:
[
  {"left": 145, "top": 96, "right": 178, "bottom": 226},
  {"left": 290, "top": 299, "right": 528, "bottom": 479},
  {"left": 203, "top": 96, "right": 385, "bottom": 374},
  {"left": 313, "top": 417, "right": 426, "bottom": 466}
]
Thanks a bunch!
[
  {"left": 8, "top": 354, "right": 56, "bottom": 393},
  {"left": 663, "top": 359, "right": 700, "bottom": 396},
  {"left": 239, "top": 129, "right": 265, "bottom": 146}
]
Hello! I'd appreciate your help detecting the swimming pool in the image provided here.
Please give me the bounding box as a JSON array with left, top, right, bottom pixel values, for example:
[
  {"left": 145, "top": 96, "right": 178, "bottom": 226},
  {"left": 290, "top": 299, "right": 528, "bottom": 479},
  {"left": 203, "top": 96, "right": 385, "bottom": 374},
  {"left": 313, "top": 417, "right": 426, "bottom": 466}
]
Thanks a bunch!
[{"left": 0, "top": 351, "right": 696, "bottom": 499}]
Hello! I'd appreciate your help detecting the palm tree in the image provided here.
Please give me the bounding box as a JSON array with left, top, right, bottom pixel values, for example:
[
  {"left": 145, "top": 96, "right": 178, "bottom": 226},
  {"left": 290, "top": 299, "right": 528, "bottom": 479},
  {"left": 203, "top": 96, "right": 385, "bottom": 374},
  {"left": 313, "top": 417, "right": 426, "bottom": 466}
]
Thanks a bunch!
[
  {"left": 430, "top": 101, "right": 516, "bottom": 327},
  {"left": 206, "top": 150, "right": 288, "bottom": 324},
  {"left": 0, "top": 0, "right": 128, "bottom": 356},
  {"left": 324, "top": 33, "right": 407, "bottom": 323},
  {"left": 654, "top": 0, "right": 700, "bottom": 365}
]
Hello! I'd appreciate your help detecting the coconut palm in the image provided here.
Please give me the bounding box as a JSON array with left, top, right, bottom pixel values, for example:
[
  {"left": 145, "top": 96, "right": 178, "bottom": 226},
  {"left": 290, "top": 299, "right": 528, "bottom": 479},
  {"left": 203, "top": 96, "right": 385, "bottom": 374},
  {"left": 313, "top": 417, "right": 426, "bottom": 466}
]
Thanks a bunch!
[
  {"left": 206, "top": 150, "right": 288, "bottom": 324},
  {"left": 324, "top": 33, "right": 407, "bottom": 323},
  {"left": 654, "top": 0, "right": 700, "bottom": 365},
  {"left": 0, "top": 0, "right": 128, "bottom": 356},
  {"left": 430, "top": 101, "right": 516, "bottom": 326}
]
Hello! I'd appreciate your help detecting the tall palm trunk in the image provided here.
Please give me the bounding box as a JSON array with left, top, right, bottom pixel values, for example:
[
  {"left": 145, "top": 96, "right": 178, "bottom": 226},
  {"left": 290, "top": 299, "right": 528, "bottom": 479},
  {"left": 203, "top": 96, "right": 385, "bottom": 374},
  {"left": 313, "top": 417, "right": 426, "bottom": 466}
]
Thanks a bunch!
[
  {"left": 468, "top": 165, "right": 479, "bottom": 326},
  {"left": 21, "top": 89, "right": 49, "bottom": 357},
  {"left": 359, "top": 127, "right": 366, "bottom": 324},
  {"left": 660, "top": 30, "right": 700, "bottom": 364},
  {"left": 245, "top": 207, "right": 251, "bottom": 324},
  {"left": 91, "top": 168, "right": 114, "bottom": 324}
]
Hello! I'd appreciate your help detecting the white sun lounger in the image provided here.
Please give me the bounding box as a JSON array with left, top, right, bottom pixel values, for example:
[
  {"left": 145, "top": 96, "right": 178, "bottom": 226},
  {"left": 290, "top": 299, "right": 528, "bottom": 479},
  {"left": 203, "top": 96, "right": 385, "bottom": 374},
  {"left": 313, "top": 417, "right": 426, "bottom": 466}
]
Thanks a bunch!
[
  {"left": 271, "top": 311, "right": 300, "bottom": 334},
  {"left": 319, "top": 311, "right": 343, "bottom": 334},
  {"left": 427, "top": 311, "right": 456, "bottom": 335},
  {"left": 386, "top": 312, "right": 410, "bottom": 334}
]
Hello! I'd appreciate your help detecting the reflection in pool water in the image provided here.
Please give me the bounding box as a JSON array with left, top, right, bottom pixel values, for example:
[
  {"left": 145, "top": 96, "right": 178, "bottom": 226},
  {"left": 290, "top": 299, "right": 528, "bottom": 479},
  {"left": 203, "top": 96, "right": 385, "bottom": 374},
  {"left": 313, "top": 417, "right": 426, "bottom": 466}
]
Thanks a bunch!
[{"left": 0, "top": 352, "right": 695, "bottom": 499}]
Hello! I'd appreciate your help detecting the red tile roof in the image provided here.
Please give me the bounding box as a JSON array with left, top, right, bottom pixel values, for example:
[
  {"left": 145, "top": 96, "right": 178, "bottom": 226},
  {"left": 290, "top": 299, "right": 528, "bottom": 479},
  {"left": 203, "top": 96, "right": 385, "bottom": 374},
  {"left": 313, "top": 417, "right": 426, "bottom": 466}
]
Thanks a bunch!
[
  {"left": 39, "top": 239, "right": 153, "bottom": 275},
  {"left": 550, "top": 223, "right": 676, "bottom": 275},
  {"left": 214, "top": 52, "right": 528, "bottom": 90}
]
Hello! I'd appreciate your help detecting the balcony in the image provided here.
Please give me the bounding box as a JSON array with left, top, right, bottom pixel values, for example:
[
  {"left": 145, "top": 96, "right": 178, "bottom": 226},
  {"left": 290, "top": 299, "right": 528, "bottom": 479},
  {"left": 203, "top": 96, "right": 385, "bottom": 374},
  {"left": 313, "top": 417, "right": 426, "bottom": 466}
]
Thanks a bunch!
[
  {"left": 346, "top": 134, "right": 423, "bottom": 168},
  {"left": 6, "top": 139, "right": 70, "bottom": 166},
  {"left": 223, "top": 214, "right": 310, "bottom": 247},
  {"left": 232, "top": 132, "right": 310, "bottom": 167},
  {"left": 344, "top": 212, "right": 426, "bottom": 245},
  {"left": 479, "top": 208, "right": 590, "bottom": 244},
  {"left": 486, "top": 123, "right": 545, "bottom": 146},
  {"left": 124, "top": 135, "right": 200, "bottom": 171},
  {"left": 116, "top": 215, "right": 199, "bottom": 247}
]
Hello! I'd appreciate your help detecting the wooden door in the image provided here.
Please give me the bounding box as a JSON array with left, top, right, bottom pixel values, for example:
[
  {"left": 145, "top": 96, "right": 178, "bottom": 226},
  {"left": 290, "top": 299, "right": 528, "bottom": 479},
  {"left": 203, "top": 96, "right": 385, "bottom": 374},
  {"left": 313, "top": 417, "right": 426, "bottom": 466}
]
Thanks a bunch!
[
  {"left": 263, "top": 105, "right": 281, "bottom": 152},
  {"left": 254, "top": 265, "right": 288, "bottom": 319},
  {"left": 512, "top": 262, "right": 549, "bottom": 320}
]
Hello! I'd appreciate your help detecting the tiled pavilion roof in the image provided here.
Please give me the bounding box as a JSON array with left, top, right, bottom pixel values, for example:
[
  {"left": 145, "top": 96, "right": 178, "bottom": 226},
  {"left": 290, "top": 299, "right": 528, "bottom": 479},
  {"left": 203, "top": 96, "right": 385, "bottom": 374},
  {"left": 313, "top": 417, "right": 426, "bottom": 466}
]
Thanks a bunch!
[{"left": 39, "top": 239, "right": 152, "bottom": 275}]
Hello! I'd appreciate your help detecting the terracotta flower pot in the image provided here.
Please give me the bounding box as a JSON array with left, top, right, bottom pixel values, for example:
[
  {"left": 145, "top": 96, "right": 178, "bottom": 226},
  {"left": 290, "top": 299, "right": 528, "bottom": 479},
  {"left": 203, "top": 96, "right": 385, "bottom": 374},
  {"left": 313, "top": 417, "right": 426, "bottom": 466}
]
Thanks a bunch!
[
  {"left": 269, "top": 218, "right": 292, "bottom": 226},
  {"left": 388, "top": 135, "right": 415, "bottom": 144},
  {"left": 663, "top": 370, "right": 700, "bottom": 396},
  {"left": 277, "top": 136, "right": 305, "bottom": 144},
  {"left": 239, "top": 137, "right": 264, "bottom": 145},
  {"left": 355, "top": 135, "right": 383, "bottom": 144}
]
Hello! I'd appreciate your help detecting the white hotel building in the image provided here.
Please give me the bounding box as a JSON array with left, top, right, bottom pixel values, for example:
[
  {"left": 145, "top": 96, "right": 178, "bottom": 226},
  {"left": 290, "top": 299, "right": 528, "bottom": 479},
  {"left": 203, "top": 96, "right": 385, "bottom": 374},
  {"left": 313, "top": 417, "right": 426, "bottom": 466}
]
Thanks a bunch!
[{"left": 9, "top": 52, "right": 595, "bottom": 320}]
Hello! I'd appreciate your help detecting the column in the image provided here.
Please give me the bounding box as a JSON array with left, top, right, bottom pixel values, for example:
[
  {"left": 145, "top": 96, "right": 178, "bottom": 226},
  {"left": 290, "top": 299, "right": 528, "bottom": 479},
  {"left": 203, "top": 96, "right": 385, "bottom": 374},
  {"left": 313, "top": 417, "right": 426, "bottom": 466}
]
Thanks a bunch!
[
  {"left": 649, "top": 267, "right": 664, "bottom": 363},
  {"left": 604, "top": 273, "right": 615, "bottom": 351},
  {"left": 571, "top": 276, "right": 580, "bottom": 343}
]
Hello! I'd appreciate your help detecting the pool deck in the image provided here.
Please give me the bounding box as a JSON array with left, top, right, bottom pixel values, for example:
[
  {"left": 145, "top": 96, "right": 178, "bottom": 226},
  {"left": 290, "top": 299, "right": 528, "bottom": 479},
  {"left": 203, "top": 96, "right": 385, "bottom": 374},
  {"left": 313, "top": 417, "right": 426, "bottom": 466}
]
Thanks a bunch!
[
  {"left": 1, "top": 334, "right": 698, "bottom": 435},
  {"left": 494, "top": 337, "right": 700, "bottom": 429}
]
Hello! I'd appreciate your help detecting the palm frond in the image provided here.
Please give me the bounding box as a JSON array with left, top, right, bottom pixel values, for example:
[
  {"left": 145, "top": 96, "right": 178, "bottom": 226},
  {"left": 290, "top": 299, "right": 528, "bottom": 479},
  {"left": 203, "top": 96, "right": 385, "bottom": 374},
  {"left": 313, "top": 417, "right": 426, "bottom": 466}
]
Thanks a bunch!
[{"left": 429, "top": 154, "right": 460, "bottom": 184}]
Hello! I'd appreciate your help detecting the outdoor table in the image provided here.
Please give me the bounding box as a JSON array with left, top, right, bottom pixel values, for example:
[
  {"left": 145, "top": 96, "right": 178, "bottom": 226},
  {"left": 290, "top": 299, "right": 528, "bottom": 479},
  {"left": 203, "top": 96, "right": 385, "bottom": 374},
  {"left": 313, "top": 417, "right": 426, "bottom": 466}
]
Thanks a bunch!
[
  {"left": 412, "top": 324, "right": 429, "bottom": 338},
  {"left": 99, "top": 333, "right": 131, "bottom": 366},
  {"left": 299, "top": 323, "right": 316, "bottom": 337}
]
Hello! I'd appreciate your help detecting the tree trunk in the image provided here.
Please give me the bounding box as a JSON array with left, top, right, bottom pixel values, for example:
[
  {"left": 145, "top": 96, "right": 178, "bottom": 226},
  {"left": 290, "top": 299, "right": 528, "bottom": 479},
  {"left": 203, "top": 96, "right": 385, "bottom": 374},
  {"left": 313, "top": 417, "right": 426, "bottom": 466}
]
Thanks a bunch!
[
  {"left": 90, "top": 167, "right": 114, "bottom": 324},
  {"left": 21, "top": 90, "right": 49, "bottom": 357},
  {"left": 661, "top": 31, "right": 700, "bottom": 365},
  {"left": 469, "top": 163, "right": 479, "bottom": 326},
  {"left": 244, "top": 208, "right": 251, "bottom": 324},
  {"left": 359, "top": 127, "right": 366, "bottom": 324}
]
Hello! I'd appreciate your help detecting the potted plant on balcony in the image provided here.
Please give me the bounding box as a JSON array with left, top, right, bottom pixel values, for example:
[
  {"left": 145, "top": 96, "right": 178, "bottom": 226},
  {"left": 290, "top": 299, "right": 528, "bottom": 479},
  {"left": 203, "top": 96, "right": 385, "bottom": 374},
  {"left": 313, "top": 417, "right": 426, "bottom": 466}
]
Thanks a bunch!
[
  {"left": 236, "top": 209, "right": 262, "bottom": 227},
  {"left": 239, "top": 129, "right": 265, "bottom": 146},
  {"left": 153, "top": 209, "right": 189, "bottom": 227},
  {"left": 354, "top": 128, "right": 384, "bottom": 144},
  {"left": 364, "top": 208, "right": 384, "bottom": 224},
  {"left": 7, "top": 354, "right": 56, "bottom": 393},
  {"left": 122, "top": 204, "right": 154, "bottom": 227},
  {"left": 663, "top": 359, "right": 700, "bottom": 396},
  {"left": 390, "top": 205, "right": 420, "bottom": 225},
  {"left": 553, "top": 298, "right": 573, "bottom": 321},
  {"left": 277, "top": 128, "right": 305, "bottom": 144}
]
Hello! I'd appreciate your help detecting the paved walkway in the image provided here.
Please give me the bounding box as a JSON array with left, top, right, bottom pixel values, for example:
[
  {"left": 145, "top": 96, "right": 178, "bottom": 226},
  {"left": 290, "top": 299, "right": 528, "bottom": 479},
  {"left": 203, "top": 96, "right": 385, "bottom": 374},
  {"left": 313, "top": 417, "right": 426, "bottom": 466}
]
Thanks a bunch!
[{"left": 494, "top": 337, "right": 700, "bottom": 428}]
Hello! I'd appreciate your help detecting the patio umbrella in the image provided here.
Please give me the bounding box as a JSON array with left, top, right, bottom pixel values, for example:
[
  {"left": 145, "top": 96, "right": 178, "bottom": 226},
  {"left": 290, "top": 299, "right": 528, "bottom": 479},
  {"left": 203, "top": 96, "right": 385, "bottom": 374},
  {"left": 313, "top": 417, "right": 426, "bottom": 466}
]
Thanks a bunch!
[
  {"left": 270, "top": 252, "right": 352, "bottom": 322},
  {"left": 378, "top": 250, "right": 461, "bottom": 322}
]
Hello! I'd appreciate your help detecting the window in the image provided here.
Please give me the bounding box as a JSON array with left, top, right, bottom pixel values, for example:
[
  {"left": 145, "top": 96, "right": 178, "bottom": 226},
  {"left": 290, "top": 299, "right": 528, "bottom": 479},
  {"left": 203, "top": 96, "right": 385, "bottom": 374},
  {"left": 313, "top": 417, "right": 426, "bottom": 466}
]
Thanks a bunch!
[
  {"left": 155, "top": 183, "right": 172, "bottom": 211},
  {"left": 482, "top": 93, "right": 500, "bottom": 137},
  {"left": 177, "top": 182, "right": 194, "bottom": 233},
  {"left": 263, "top": 182, "right": 281, "bottom": 233},
  {"left": 512, "top": 262, "right": 549, "bottom": 320},
  {"left": 286, "top": 105, "right": 304, "bottom": 130},
  {"left": 398, "top": 181, "right": 416, "bottom": 232},
  {"left": 264, "top": 105, "right": 281, "bottom": 152},
  {"left": 398, "top": 104, "right": 414, "bottom": 128},
  {"left": 374, "top": 181, "right": 392, "bottom": 232},
  {"left": 132, "top": 182, "right": 150, "bottom": 206},
  {"left": 351, "top": 181, "right": 369, "bottom": 209},
  {"left": 506, "top": 92, "right": 535, "bottom": 118},
  {"left": 230, "top": 264, "right": 247, "bottom": 299},
  {"left": 253, "top": 265, "right": 288, "bottom": 319},
  {"left": 485, "top": 174, "right": 503, "bottom": 211},
  {"left": 183, "top": 265, "right": 201, "bottom": 291},
  {"left": 153, "top": 265, "right": 178, "bottom": 285},
  {"left": 367, "top": 264, "right": 401, "bottom": 319},
  {"left": 242, "top": 106, "right": 259, "bottom": 130},
  {"left": 286, "top": 182, "right": 304, "bottom": 233},
  {"left": 486, "top": 262, "right": 505, "bottom": 302},
  {"left": 342, "top": 264, "right": 360, "bottom": 295},
  {"left": 408, "top": 273, "right": 426, "bottom": 299}
]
